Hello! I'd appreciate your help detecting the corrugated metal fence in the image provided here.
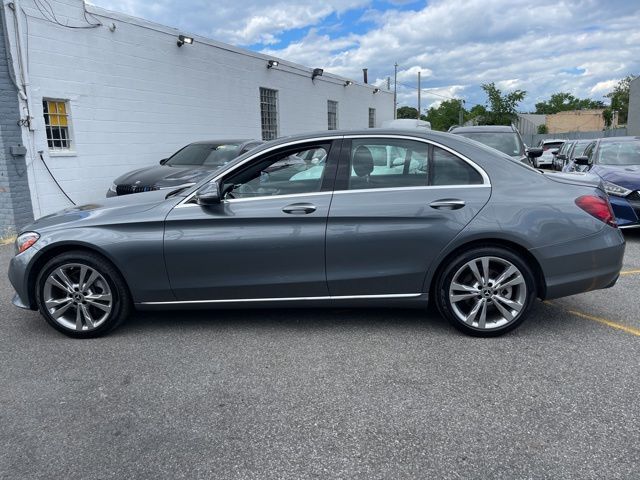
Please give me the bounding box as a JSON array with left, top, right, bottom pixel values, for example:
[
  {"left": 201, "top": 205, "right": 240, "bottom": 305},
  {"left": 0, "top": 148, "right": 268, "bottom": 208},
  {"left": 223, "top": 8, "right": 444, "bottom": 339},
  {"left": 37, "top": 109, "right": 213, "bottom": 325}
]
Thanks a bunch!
[{"left": 522, "top": 127, "right": 628, "bottom": 147}]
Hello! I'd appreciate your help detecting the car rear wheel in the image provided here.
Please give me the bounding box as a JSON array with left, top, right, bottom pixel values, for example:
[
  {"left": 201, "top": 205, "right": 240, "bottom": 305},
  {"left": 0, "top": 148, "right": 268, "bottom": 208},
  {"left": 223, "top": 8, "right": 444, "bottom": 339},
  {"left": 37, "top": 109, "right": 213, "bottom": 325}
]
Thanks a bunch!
[
  {"left": 35, "top": 251, "right": 131, "bottom": 338},
  {"left": 435, "top": 247, "right": 537, "bottom": 337}
]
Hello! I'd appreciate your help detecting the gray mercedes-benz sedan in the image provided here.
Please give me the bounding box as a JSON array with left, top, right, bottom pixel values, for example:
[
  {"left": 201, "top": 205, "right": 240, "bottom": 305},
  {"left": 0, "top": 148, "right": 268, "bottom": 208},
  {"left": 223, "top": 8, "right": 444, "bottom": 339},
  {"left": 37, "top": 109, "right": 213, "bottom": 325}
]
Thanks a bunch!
[{"left": 9, "top": 130, "right": 624, "bottom": 338}]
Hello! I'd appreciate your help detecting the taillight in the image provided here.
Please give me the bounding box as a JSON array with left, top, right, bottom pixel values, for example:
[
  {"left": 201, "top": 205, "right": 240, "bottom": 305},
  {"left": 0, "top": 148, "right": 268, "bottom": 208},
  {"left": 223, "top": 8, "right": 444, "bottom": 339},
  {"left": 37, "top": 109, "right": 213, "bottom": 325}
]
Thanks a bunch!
[{"left": 575, "top": 195, "right": 617, "bottom": 227}]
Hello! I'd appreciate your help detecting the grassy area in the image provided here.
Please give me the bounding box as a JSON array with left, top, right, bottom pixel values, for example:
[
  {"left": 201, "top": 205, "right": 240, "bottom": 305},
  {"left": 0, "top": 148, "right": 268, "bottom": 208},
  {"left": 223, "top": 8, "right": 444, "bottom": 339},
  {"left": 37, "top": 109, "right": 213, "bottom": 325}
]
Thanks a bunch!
[{"left": 0, "top": 235, "right": 16, "bottom": 246}]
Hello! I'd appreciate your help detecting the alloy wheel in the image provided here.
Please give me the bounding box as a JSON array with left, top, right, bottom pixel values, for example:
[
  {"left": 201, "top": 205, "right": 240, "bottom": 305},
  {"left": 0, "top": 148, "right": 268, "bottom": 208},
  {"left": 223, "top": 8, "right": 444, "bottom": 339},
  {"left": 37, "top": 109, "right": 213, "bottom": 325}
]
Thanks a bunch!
[
  {"left": 448, "top": 256, "right": 526, "bottom": 330},
  {"left": 43, "top": 263, "right": 113, "bottom": 331}
]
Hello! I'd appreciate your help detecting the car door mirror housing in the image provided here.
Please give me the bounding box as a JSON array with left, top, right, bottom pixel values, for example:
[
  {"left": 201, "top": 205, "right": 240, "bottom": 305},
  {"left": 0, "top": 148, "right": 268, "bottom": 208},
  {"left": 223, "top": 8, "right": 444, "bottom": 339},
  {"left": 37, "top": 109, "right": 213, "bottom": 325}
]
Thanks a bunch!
[
  {"left": 557, "top": 153, "right": 566, "bottom": 160},
  {"left": 574, "top": 156, "right": 590, "bottom": 166},
  {"left": 196, "top": 182, "right": 221, "bottom": 205},
  {"left": 526, "top": 147, "right": 543, "bottom": 159}
]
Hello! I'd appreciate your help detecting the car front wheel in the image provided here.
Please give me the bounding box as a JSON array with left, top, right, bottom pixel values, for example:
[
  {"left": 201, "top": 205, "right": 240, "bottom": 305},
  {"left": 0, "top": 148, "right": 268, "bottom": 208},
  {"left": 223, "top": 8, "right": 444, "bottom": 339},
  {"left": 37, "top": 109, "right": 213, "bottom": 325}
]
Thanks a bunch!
[
  {"left": 435, "top": 247, "right": 537, "bottom": 337},
  {"left": 35, "top": 251, "right": 131, "bottom": 338}
]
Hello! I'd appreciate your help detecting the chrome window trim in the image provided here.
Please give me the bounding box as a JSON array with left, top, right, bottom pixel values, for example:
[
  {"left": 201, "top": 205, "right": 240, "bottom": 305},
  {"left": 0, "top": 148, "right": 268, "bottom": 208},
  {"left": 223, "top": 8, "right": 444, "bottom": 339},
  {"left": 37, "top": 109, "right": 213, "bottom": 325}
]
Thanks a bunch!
[
  {"left": 176, "top": 134, "right": 491, "bottom": 208},
  {"left": 140, "top": 293, "right": 422, "bottom": 305},
  {"left": 177, "top": 136, "right": 343, "bottom": 207},
  {"left": 342, "top": 134, "right": 491, "bottom": 185}
]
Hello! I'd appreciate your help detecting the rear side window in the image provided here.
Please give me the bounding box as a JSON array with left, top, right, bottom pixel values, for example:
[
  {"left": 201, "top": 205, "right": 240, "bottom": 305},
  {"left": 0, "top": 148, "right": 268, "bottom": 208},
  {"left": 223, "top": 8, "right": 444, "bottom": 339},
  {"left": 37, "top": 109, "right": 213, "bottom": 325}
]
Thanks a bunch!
[
  {"left": 348, "top": 139, "right": 429, "bottom": 190},
  {"left": 431, "top": 147, "right": 483, "bottom": 186},
  {"left": 346, "top": 139, "right": 483, "bottom": 190}
]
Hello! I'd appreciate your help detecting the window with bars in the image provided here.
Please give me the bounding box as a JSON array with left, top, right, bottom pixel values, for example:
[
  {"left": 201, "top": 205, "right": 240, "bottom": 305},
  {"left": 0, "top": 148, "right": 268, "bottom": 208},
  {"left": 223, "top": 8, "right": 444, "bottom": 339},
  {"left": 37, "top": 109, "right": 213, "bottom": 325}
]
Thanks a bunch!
[
  {"left": 260, "top": 88, "right": 279, "bottom": 141},
  {"left": 327, "top": 100, "right": 338, "bottom": 130},
  {"left": 369, "top": 108, "right": 376, "bottom": 128},
  {"left": 43, "top": 99, "right": 72, "bottom": 150}
]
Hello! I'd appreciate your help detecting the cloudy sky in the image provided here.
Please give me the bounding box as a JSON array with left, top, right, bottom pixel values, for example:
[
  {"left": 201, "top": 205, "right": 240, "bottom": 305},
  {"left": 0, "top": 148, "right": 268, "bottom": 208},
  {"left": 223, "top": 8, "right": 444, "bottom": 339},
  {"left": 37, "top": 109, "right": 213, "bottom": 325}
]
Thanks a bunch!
[{"left": 89, "top": 0, "right": 640, "bottom": 112}]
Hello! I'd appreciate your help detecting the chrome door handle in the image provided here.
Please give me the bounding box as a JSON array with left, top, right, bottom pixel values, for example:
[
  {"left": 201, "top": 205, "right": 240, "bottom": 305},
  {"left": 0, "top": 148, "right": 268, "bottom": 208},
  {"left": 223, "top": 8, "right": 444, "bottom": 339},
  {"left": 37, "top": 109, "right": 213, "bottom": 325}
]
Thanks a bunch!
[
  {"left": 282, "top": 203, "right": 317, "bottom": 214},
  {"left": 429, "top": 199, "right": 466, "bottom": 210}
]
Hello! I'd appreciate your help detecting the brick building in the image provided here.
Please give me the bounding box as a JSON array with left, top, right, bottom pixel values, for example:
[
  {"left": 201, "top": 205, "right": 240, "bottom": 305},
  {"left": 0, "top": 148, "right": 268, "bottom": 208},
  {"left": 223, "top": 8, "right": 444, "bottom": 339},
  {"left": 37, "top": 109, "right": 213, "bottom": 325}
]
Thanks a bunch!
[
  {"left": 0, "top": 0, "right": 393, "bottom": 233},
  {"left": 545, "top": 109, "right": 618, "bottom": 134}
]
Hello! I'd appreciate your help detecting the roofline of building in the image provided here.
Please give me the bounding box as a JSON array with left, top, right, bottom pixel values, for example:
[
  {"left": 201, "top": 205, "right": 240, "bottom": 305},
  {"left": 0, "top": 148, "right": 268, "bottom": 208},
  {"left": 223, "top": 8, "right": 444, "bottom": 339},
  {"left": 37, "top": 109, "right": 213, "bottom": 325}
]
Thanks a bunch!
[{"left": 84, "top": 2, "right": 391, "bottom": 95}]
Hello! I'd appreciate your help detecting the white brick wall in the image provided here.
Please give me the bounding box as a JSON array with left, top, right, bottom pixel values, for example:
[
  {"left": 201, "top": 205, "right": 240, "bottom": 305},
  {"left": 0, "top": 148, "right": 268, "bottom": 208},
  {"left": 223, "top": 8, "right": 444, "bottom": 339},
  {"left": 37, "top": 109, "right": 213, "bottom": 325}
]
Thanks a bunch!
[{"left": 7, "top": 0, "right": 393, "bottom": 217}]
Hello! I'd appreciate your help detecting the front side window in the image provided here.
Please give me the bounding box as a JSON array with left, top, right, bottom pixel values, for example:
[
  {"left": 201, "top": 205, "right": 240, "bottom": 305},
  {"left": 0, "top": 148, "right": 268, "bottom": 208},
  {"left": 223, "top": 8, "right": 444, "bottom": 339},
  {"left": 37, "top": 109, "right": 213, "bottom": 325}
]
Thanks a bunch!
[
  {"left": 260, "top": 88, "right": 278, "bottom": 141},
  {"left": 43, "top": 99, "right": 72, "bottom": 150},
  {"left": 222, "top": 144, "right": 329, "bottom": 199},
  {"left": 328, "top": 100, "right": 338, "bottom": 130}
]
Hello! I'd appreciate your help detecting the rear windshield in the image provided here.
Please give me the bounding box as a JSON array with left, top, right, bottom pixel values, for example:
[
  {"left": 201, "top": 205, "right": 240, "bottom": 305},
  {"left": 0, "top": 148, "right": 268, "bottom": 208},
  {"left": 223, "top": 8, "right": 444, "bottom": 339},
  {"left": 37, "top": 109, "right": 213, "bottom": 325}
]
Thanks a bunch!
[
  {"left": 542, "top": 141, "right": 564, "bottom": 151},
  {"left": 597, "top": 141, "right": 640, "bottom": 166},
  {"left": 455, "top": 132, "right": 523, "bottom": 156},
  {"left": 166, "top": 143, "right": 241, "bottom": 167}
]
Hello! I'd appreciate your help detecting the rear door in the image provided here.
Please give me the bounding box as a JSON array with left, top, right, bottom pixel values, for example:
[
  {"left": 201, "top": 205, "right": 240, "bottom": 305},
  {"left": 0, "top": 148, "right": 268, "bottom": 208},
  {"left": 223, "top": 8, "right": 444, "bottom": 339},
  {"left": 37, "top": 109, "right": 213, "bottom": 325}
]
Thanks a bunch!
[{"left": 326, "top": 136, "right": 491, "bottom": 296}]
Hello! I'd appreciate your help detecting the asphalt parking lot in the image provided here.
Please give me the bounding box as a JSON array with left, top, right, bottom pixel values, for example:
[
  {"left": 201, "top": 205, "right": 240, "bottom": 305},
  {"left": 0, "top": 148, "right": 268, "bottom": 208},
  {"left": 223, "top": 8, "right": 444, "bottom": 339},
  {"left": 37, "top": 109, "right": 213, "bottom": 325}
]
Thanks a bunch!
[{"left": 1, "top": 235, "right": 639, "bottom": 480}]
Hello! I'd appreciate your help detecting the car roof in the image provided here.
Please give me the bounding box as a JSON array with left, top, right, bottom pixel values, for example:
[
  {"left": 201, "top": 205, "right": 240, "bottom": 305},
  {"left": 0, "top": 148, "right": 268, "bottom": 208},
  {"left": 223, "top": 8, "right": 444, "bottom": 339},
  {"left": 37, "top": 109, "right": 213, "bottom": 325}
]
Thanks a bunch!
[
  {"left": 190, "top": 139, "right": 257, "bottom": 145},
  {"left": 596, "top": 136, "right": 640, "bottom": 143},
  {"left": 449, "top": 125, "right": 516, "bottom": 133}
]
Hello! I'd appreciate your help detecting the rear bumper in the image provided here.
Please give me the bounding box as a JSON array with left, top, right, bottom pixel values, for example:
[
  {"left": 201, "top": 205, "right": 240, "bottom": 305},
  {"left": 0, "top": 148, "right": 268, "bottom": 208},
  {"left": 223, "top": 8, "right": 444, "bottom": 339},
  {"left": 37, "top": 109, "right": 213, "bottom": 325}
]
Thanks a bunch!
[{"left": 530, "top": 226, "right": 625, "bottom": 300}]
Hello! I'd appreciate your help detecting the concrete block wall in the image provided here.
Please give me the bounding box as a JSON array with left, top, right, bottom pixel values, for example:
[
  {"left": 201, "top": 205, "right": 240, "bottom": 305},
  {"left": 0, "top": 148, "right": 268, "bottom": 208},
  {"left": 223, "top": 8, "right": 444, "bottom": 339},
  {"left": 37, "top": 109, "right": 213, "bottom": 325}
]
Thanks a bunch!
[
  {"left": 10, "top": 0, "right": 394, "bottom": 218},
  {"left": 0, "top": 6, "right": 33, "bottom": 235},
  {"left": 628, "top": 77, "right": 640, "bottom": 136}
]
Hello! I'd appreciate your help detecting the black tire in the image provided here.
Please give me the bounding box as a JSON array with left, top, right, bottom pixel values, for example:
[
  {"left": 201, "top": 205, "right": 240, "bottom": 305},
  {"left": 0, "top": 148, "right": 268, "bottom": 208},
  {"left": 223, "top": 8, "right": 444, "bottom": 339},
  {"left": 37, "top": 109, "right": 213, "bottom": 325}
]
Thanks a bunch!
[
  {"left": 35, "top": 250, "right": 132, "bottom": 338},
  {"left": 435, "top": 246, "right": 537, "bottom": 337}
]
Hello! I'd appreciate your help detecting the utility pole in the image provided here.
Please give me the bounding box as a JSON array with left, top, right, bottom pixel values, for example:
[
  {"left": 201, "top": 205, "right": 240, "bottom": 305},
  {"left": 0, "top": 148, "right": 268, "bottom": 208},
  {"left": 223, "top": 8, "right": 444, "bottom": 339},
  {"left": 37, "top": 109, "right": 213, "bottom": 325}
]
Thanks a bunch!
[
  {"left": 393, "top": 63, "right": 398, "bottom": 119},
  {"left": 417, "top": 71, "right": 421, "bottom": 120},
  {"left": 459, "top": 99, "right": 465, "bottom": 126}
]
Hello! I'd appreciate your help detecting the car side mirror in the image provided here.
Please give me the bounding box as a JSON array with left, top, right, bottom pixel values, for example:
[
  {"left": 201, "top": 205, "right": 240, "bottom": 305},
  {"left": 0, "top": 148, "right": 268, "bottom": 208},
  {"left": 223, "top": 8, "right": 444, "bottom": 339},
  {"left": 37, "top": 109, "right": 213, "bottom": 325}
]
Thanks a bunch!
[
  {"left": 195, "top": 182, "right": 221, "bottom": 205},
  {"left": 556, "top": 153, "right": 566, "bottom": 160},
  {"left": 159, "top": 158, "right": 169, "bottom": 165},
  {"left": 527, "top": 147, "right": 543, "bottom": 159},
  {"left": 550, "top": 149, "right": 559, "bottom": 155},
  {"left": 574, "top": 156, "right": 590, "bottom": 166}
]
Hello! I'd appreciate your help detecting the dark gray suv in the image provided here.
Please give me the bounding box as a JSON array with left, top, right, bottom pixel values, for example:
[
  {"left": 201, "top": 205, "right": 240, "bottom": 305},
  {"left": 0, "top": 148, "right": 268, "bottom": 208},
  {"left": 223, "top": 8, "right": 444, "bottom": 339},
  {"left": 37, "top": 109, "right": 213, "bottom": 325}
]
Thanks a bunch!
[
  {"left": 450, "top": 125, "right": 541, "bottom": 166},
  {"left": 9, "top": 130, "right": 624, "bottom": 338}
]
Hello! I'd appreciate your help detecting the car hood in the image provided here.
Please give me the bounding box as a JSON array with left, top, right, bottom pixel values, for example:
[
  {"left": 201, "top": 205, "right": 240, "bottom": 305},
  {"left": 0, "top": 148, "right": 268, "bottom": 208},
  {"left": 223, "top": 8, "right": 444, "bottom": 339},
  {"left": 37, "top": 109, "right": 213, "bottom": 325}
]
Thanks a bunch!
[
  {"left": 24, "top": 189, "right": 180, "bottom": 233},
  {"left": 114, "top": 165, "right": 216, "bottom": 188},
  {"left": 590, "top": 164, "right": 640, "bottom": 190}
]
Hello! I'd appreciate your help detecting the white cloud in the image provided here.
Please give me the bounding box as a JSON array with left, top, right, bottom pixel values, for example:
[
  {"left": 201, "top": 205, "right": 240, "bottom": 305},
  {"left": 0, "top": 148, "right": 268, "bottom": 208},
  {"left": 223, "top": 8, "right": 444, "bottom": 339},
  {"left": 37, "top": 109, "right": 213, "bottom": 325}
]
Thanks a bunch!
[{"left": 89, "top": 0, "right": 640, "bottom": 111}]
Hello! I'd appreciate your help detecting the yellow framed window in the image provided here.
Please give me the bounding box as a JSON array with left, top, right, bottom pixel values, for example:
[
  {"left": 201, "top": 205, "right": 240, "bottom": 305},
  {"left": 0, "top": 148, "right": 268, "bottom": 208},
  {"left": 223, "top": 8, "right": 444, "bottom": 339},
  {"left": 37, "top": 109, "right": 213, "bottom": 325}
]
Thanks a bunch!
[{"left": 43, "top": 99, "right": 71, "bottom": 150}]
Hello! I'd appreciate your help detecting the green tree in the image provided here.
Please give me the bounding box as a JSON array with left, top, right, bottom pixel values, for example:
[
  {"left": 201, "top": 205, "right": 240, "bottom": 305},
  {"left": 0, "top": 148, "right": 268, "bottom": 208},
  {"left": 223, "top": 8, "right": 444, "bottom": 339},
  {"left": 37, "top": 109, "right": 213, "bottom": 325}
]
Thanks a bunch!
[
  {"left": 605, "top": 75, "right": 637, "bottom": 124},
  {"left": 425, "top": 99, "right": 468, "bottom": 131},
  {"left": 396, "top": 106, "right": 428, "bottom": 121},
  {"left": 480, "top": 82, "right": 527, "bottom": 125},
  {"left": 468, "top": 104, "right": 487, "bottom": 122},
  {"left": 537, "top": 124, "right": 548, "bottom": 134},
  {"left": 535, "top": 92, "right": 606, "bottom": 114}
]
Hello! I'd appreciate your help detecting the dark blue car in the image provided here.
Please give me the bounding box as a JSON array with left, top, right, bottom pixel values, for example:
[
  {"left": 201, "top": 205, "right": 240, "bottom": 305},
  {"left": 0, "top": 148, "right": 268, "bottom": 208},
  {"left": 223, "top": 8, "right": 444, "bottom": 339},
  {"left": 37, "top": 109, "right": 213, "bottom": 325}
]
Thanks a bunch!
[{"left": 565, "top": 136, "right": 640, "bottom": 228}]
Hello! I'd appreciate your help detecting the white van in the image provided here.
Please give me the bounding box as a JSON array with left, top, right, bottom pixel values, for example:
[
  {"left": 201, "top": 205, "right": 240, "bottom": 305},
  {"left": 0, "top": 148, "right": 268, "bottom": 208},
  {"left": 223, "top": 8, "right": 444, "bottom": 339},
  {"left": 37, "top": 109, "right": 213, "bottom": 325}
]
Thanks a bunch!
[{"left": 381, "top": 118, "right": 432, "bottom": 130}]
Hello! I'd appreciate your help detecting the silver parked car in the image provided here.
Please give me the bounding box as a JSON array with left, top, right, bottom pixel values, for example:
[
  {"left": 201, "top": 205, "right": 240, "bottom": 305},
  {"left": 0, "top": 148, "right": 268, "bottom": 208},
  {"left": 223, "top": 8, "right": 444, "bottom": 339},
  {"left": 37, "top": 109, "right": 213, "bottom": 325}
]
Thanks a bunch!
[{"left": 9, "top": 130, "right": 624, "bottom": 338}]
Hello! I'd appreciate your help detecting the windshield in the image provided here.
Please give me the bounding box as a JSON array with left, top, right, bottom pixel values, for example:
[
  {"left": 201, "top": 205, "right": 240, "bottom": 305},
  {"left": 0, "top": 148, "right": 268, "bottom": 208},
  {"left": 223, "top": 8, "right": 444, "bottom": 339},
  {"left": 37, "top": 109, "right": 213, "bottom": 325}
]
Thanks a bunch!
[
  {"left": 571, "top": 141, "right": 591, "bottom": 158},
  {"left": 597, "top": 141, "right": 640, "bottom": 166},
  {"left": 456, "top": 132, "right": 522, "bottom": 156},
  {"left": 542, "top": 141, "right": 564, "bottom": 151},
  {"left": 166, "top": 143, "right": 241, "bottom": 167}
]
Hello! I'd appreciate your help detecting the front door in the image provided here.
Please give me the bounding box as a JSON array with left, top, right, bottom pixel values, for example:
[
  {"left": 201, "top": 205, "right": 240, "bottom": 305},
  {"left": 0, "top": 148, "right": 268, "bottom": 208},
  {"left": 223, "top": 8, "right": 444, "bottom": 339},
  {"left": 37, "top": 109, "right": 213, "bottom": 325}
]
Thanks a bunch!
[
  {"left": 164, "top": 140, "right": 339, "bottom": 301},
  {"left": 326, "top": 136, "right": 491, "bottom": 296}
]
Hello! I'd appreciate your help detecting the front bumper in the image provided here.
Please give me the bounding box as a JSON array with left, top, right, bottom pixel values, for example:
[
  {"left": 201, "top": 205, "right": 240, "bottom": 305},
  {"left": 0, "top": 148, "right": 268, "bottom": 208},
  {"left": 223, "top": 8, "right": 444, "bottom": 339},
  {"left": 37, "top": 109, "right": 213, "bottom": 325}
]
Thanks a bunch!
[
  {"left": 531, "top": 226, "right": 625, "bottom": 300},
  {"left": 8, "top": 245, "right": 40, "bottom": 311}
]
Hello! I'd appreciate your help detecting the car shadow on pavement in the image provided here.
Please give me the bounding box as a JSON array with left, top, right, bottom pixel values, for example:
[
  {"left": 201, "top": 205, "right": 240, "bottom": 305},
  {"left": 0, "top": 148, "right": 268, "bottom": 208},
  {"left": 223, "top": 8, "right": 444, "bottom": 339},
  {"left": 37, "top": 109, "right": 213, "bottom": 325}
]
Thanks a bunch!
[{"left": 107, "top": 300, "right": 575, "bottom": 338}]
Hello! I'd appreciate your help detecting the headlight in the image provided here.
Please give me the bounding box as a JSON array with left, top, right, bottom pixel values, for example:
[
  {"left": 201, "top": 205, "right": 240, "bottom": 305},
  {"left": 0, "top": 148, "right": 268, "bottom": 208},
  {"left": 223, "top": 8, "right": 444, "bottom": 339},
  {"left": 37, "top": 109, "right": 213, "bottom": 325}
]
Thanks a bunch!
[
  {"left": 602, "top": 180, "right": 632, "bottom": 197},
  {"left": 15, "top": 232, "right": 40, "bottom": 255},
  {"left": 109, "top": 182, "right": 117, "bottom": 192}
]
